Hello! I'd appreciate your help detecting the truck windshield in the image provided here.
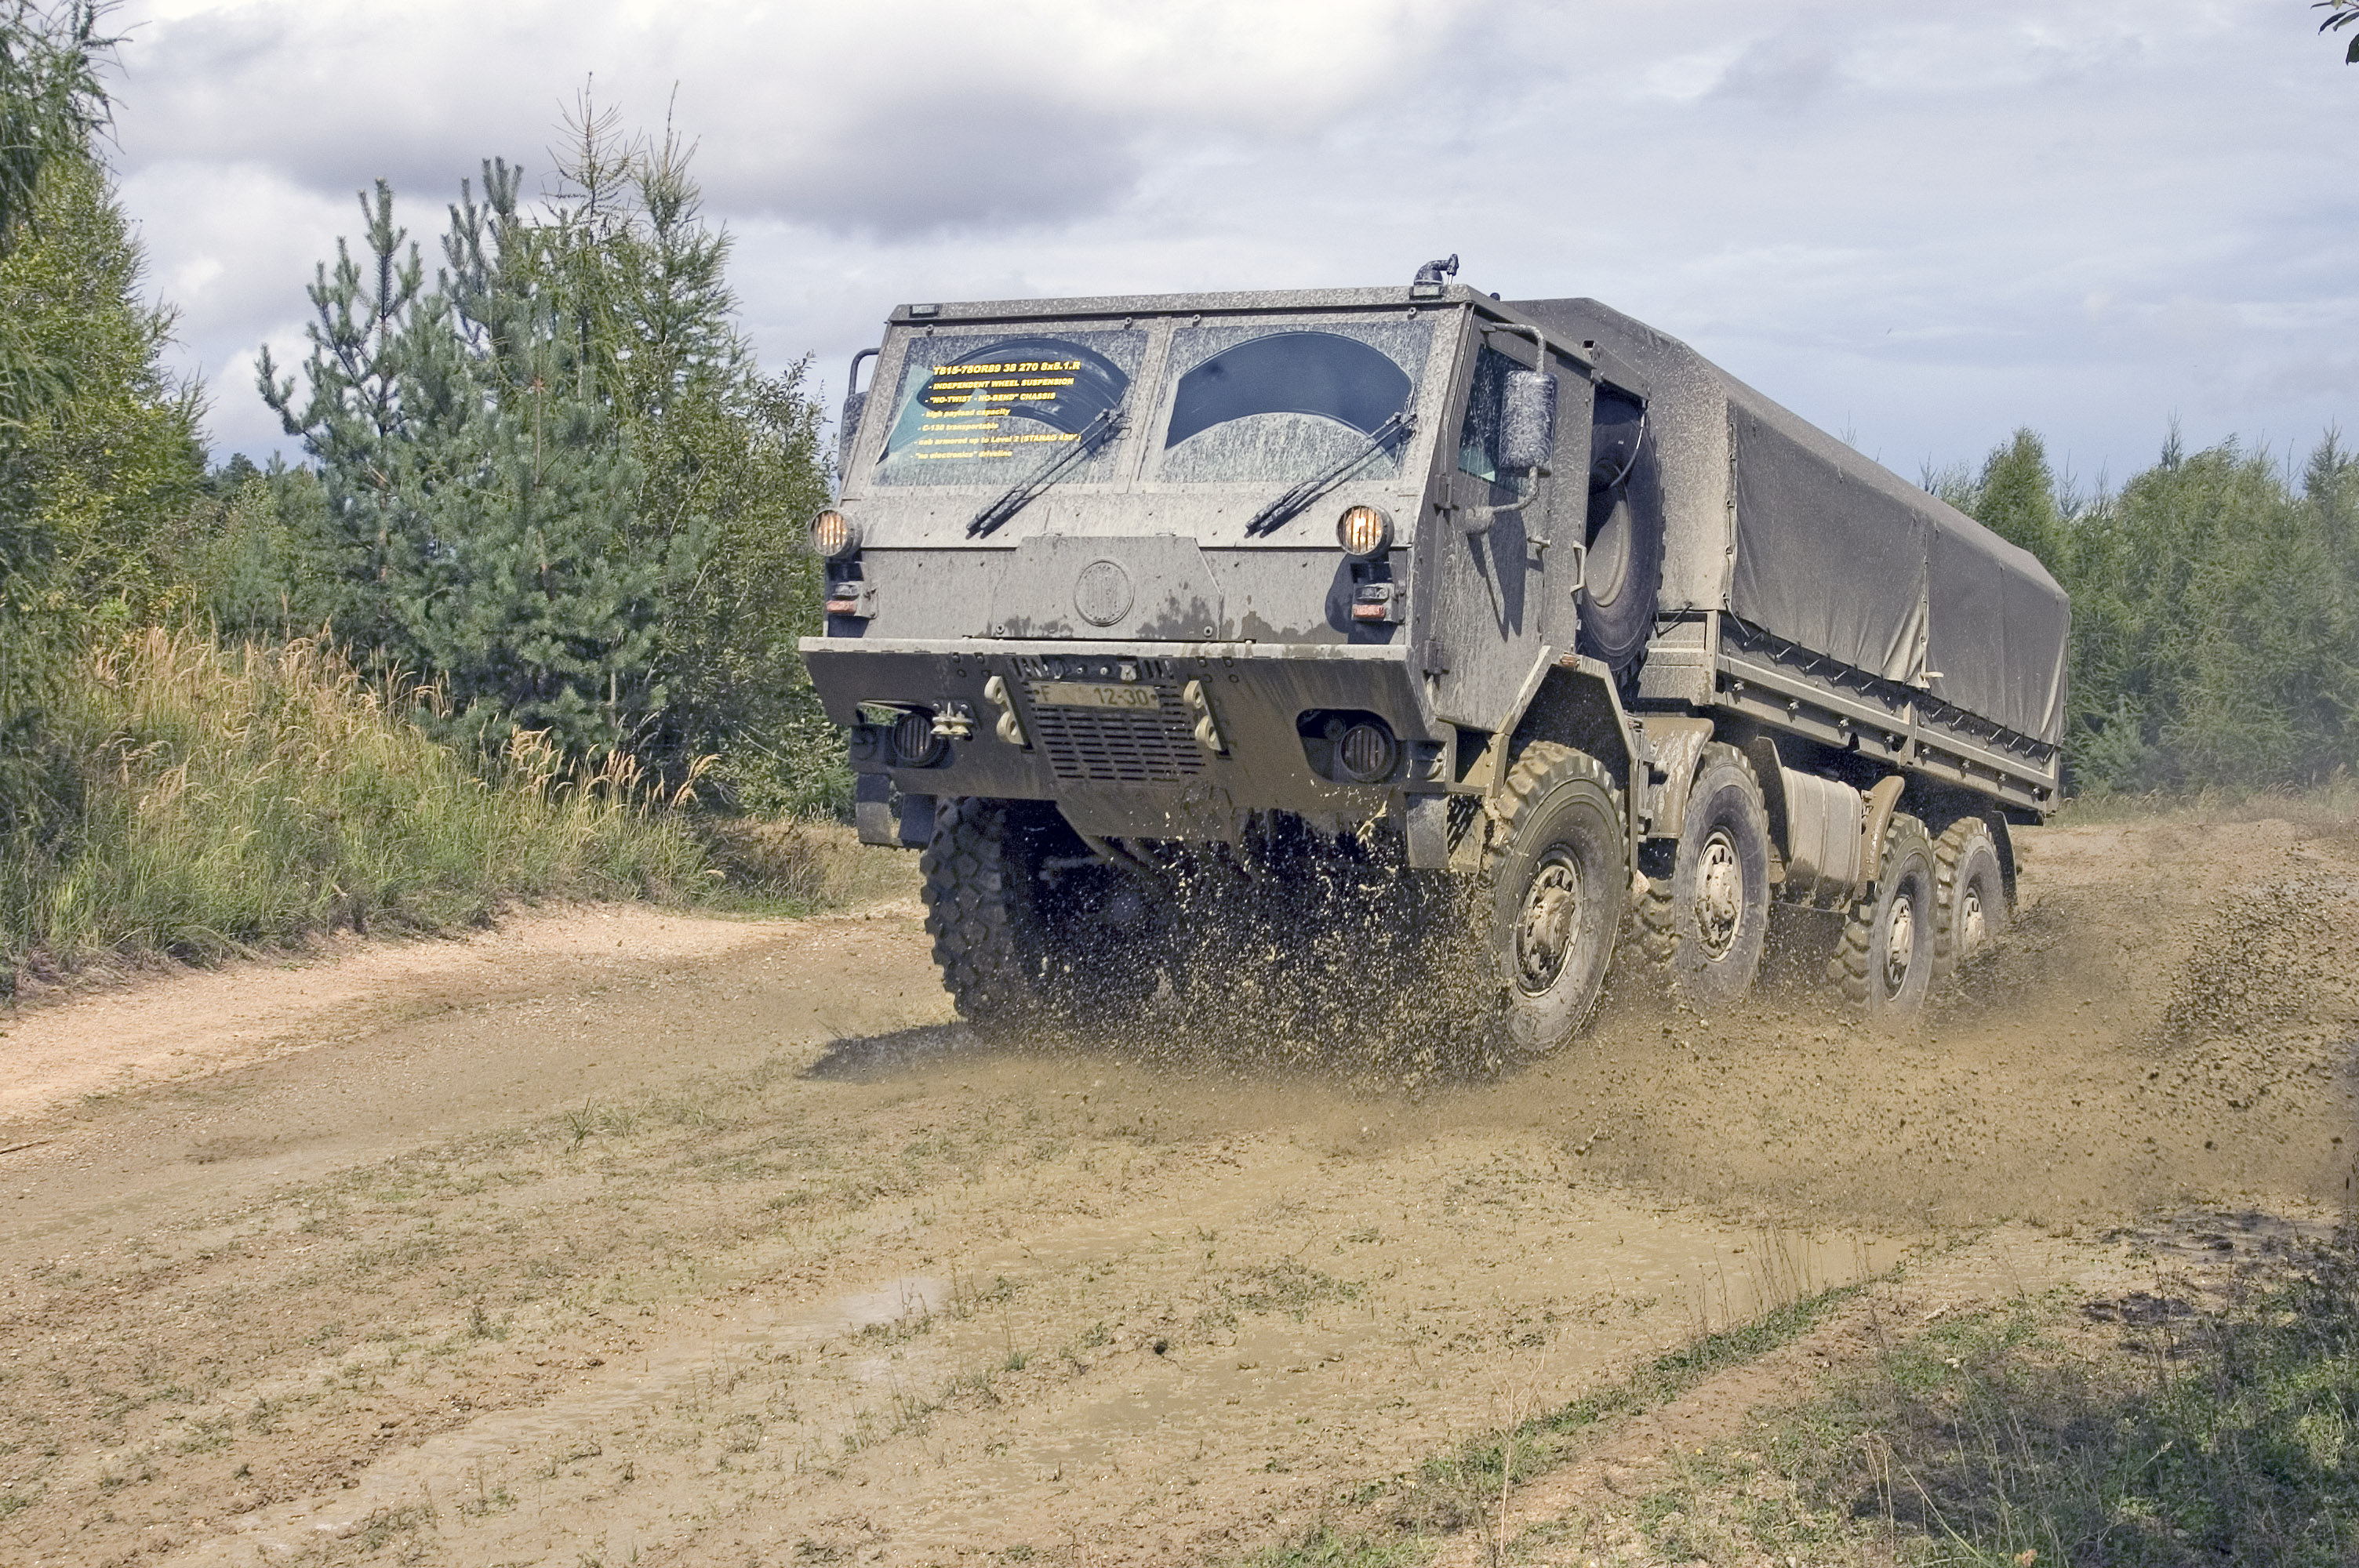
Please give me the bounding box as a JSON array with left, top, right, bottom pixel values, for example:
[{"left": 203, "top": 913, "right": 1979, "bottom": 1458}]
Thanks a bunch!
[
  {"left": 873, "top": 331, "right": 1143, "bottom": 487},
  {"left": 1154, "top": 321, "right": 1430, "bottom": 485}
]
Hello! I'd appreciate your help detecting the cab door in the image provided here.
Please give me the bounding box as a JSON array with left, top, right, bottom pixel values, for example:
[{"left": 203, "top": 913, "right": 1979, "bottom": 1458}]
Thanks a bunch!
[{"left": 1423, "top": 327, "right": 1594, "bottom": 728}]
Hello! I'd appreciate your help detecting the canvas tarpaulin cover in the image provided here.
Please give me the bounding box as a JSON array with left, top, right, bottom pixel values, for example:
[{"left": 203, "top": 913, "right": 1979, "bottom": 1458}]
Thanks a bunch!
[{"left": 1510, "top": 298, "right": 2070, "bottom": 746}]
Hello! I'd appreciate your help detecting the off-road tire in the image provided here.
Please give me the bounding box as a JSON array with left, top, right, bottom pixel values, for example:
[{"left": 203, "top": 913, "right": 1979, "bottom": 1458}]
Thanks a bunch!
[
  {"left": 1639, "top": 743, "right": 1772, "bottom": 1011},
  {"left": 1478, "top": 742, "right": 1627, "bottom": 1060},
  {"left": 1933, "top": 815, "right": 2008, "bottom": 978},
  {"left": 921, "top": 797, "right": 1166, "bottom": 1034},
  {"left": 1829, "top": 811, "right": 1937, "bottom": 1022},
  {"left": 921, "top": 798, "right": 1046, "bottom": 1031}
]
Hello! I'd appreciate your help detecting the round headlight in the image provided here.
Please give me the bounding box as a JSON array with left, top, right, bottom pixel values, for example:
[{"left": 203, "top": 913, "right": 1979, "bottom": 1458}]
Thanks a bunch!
[
  {"left": 1335, "top": 721, "right": 1397, "bottom": 783},
  {"left": 809, "top": 509, "right": 859, "bottom": 560},
  {"left": 890, "top": 708, "right": 945, "bottom": 768},
  {"left": 1337, "top": 504, "right": 1393, "bottom": 558}
]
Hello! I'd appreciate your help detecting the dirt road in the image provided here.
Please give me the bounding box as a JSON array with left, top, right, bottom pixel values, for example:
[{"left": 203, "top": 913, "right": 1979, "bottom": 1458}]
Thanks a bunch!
[{"left": 2, "top": 812, "right": 2354, "bottom": 1566}]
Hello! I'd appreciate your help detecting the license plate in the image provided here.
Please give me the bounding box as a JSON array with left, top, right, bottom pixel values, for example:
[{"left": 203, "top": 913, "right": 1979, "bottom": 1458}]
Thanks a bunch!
[{"left": 1034, "top": 681, "right": 1161, "bottom": 710}]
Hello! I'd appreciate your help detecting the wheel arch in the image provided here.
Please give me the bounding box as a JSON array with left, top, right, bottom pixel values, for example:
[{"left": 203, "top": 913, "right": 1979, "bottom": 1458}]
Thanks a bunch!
[{"left": 1507, "top": 657, "right": 1637, "bottom": 782}]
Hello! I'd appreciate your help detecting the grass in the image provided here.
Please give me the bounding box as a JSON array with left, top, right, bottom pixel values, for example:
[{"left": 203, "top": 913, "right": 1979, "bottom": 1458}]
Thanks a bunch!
[
  {"left": 1396, "top": 1279, "right": 1869, "bottom": 1538},
  {"left": 2051, "top": 776, "right": 2359, "bottom": 828},
  {"left": 1230, "top": 1272, "right": 1870, "bottom": 1567},
  {"left": 1, "top": 628, "right": 892, "bottom": 993},
  {"left": 1567, "top": 1222, "right": 2359, "bottom": 1567}
]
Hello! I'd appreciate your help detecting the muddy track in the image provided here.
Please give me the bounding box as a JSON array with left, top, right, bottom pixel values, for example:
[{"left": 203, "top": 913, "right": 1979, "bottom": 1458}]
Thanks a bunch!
[{"left": 1, "top": 815, "right": 2354, "bottom": 1566}]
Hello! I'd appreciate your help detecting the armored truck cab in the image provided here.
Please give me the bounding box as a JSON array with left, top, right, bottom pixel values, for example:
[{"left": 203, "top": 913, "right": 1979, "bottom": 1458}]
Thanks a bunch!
[{"left": 799, "top": 271, "right": 2067, "bottom": 1051}]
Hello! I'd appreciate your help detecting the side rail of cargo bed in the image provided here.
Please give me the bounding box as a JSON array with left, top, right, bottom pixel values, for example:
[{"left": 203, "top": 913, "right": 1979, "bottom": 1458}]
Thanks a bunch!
[{"left": 1638, "top": 613, "right": 2060, "bottom": 818}]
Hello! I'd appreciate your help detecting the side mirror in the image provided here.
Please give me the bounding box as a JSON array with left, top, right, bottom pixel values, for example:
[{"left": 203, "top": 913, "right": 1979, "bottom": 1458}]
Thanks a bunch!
[{"left": 1498, "top": 369, "right": 1558, "bottom": 474}]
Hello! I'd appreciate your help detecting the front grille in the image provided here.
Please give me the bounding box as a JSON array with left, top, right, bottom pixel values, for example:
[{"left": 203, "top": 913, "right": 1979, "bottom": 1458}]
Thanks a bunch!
[{"left": 1026, "top": 685, "right": 1206, "bottom": 782}]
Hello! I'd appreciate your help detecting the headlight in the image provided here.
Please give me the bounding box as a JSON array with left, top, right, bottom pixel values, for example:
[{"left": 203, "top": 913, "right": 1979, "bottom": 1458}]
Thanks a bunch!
[
  {"left": 1335, "top": 720, "right": 1397, "bottom": 783},
  {"left": 810, "top": 509, "right": 859, "bottom": 560},
  {"left": 889, "top": 708, "right": 945, "bottom": 768},
  {"left": 1336, "top": 504, "right": 1393, "bottom": 558}
]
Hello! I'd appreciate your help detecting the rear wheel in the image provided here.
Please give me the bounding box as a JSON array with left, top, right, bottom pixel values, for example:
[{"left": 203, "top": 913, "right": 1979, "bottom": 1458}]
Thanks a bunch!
[
  {"left": 1478, "top": 742, "right": 1627, "bottom": 1059},
  {"left": 1829, "top": 811, "right": 1936, "bottom": 1022},
  {"left": 1933, "top": 816, "right": 2008, "bottom": 978},
  {"left": 1640, "top": 743, "right": 1772, "bottom": 1010}
]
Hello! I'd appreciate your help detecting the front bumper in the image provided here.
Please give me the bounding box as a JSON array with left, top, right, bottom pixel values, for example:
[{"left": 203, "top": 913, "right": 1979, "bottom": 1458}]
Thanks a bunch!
[{"left": 798, "top": 637, "right": 1444, "bottom": 839}]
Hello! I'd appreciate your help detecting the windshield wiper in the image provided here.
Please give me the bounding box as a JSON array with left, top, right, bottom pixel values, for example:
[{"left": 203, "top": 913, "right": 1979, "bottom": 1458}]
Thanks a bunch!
[
  {"left": 966, "top": 407, "right": 1125, "bottom": 538},
  {"left": 1242, "top": 410, "right": 1415, "bottom": 538}
]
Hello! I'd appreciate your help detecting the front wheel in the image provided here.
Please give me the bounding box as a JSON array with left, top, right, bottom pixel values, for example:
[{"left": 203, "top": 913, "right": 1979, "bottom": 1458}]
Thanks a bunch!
[
  {"left": 1479, "top": 742, "right": 1627, "bottom": 1059},
  {"left": 920, "top": 798, "right": 1167, "bottom": 1036}
]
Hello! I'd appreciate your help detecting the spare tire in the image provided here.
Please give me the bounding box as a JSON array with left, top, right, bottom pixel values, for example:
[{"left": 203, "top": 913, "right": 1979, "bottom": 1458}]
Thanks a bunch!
[{"left": 1576, "top": 394, "right": 1663, "bottom": 674}]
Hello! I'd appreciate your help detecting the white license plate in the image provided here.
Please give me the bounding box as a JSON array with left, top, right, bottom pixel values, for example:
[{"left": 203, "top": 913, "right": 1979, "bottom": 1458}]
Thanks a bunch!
[{"left": 1034, "top": 681, "right": 1161, "bottom": 710}]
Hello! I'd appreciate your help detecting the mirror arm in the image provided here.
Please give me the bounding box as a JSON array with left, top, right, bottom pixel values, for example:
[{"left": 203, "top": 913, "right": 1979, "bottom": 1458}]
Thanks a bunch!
[{"left": 834, "top": 347, "right": 879, "bottom": 500}]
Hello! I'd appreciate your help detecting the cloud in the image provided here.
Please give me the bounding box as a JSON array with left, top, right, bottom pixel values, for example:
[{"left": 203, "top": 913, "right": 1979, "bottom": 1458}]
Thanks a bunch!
[
  {"left": 117, "top": 0, "right": 1489, "bottom": 236},
  {"left": 100, "top": 0, "right": 2359, "bottom": 473}
]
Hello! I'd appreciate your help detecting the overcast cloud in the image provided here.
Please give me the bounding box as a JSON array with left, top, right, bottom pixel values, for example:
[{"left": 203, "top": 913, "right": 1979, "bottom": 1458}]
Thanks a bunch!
[{"left": 105, "top": 0, "right": 2357, "bottom": 486}]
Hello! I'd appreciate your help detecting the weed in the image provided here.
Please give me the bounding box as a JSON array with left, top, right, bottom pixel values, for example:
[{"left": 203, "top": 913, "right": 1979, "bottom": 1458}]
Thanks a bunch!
[
  {"left": 1230, "top": 1524, "right": 1431, "bottom": 1567},
  {"left": 173, "top": 1414, "right": 232, "bottom": 1455},
  {"left": 1786, "top": 1232, "right": 2357, "bottom": 1566},
  {"left": 355, "top": 1504, "right": 431, "bottom": 1552}
]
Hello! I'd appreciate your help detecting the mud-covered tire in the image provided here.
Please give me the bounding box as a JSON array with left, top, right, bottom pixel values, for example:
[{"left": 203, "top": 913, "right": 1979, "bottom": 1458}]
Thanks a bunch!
[
  {"left": 1933, "top": 816, "right": 2008, "bottom": 978},
  {"left": 921, "top": 798, "right": 1041, "bottom": 1030},
  {"left": 1829, "top": 811, "right": 1937, "bottom": 1022},
  {"left": 1479, "top": 742, "right": 1627, "bottom": 1058},
  {"left": 1640, "top": 743, "right": 1772, "bottom": 1011},
  {"left": 920, "top": 798, "right": 1164, "bottom": 1035}
]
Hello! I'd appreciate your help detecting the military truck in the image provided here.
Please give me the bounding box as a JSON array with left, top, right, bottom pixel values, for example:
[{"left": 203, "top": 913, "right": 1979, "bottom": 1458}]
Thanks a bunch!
[{"left": 798, "top": 260, "right": 2069, "bottom": 1052}]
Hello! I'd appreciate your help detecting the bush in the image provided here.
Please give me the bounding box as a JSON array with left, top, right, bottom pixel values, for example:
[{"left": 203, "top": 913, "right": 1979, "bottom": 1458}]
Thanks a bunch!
[{"left": 2, "top": 628, "right": 711, "bottom": 992}]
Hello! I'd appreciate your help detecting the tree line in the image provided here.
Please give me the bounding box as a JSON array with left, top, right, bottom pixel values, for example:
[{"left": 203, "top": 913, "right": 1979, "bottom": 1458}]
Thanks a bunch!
[
  {"left": 1933, "top": 427, "right": 2359, "bottom": 796},
  {"left": 0, "top": 7, "right": 841, "bottom": 872}
]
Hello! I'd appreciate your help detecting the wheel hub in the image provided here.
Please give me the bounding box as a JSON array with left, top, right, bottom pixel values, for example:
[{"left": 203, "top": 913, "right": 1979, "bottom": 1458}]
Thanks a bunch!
[
  {"left": 1882, "top": 892, "right": 1917, "bottom": 999},
  {"left": 1515, "top": 849, "right": 1583, "bottom": 993},
  {"left": 1958, "top": 885, "right": 1986, "bottom": 960},
  {"left": 1694, "top": 829, "right": 1743, "bottom": 959}
]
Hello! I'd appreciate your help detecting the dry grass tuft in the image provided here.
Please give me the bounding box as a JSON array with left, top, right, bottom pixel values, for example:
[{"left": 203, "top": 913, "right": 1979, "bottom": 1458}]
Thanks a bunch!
[{"left": 3, "top": 628, "right": 712, "bottom": 989}]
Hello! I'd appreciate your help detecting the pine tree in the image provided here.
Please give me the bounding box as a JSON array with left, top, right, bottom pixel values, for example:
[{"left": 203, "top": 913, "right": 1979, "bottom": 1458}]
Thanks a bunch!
[
  {"left": 264, "top": 166, "right": 668, "bottom": 761},
  {"left": 264, "top": 107, "right": 837, "bottom": 804},
  {"left": 1962, "top": 425, "right": 2359, "bottom": 794},
  {"left": 1971, "top": 429, "right": 2068, "bottom": 568}
]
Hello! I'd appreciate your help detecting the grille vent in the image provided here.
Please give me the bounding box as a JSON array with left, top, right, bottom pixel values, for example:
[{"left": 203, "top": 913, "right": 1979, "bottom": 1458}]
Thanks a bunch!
[{"left": 1026, "top": 685, "right": 1206, "bottom": 783}]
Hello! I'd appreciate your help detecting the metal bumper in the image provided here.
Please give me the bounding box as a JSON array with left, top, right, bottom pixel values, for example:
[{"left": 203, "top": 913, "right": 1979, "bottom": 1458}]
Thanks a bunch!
[{"left": 798, "top": 637, "right": 1440, "bottom": 840}]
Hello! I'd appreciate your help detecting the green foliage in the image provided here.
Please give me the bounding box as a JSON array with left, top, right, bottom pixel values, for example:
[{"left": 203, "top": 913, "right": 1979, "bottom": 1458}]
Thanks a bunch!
[
  {"left": 2, "top": 628, "right": 710, "bottom": 991},
  {"left": 180, "top": 458, "right": 333, "bottom": 641},
  {"left": 0, "top": 154, "right": 205, "bottom": 626},
  {"left": 260, "top": 103, "right": 842, "bottom": 814},
  {"left": 1748, "top": 1232, "right": 2359, "bottom": 1566},
  {"left": 0, "top": 0, "right": 111, "bottom": 829},
  {"left": 1943, "top": 427, "right": 2359, "bottom": 795},
  {"left": 2319, "top": 0, "right": 2359, "bottom": 64}
]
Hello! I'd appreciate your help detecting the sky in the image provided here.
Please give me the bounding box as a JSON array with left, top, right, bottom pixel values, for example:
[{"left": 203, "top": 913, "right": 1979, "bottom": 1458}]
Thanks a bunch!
[{"left": 104, "top": 0, "right": 2358, "bottom": 490}]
